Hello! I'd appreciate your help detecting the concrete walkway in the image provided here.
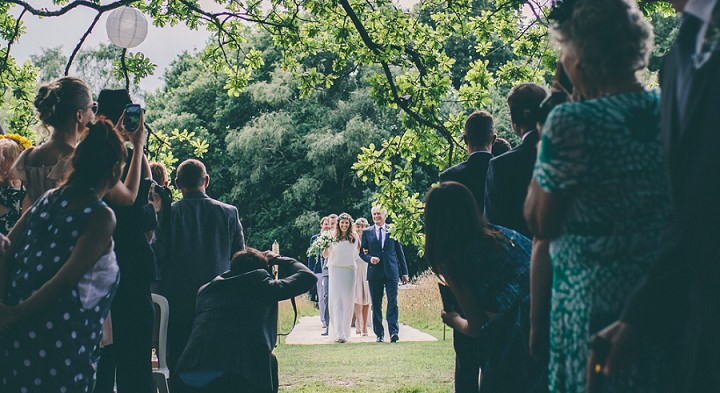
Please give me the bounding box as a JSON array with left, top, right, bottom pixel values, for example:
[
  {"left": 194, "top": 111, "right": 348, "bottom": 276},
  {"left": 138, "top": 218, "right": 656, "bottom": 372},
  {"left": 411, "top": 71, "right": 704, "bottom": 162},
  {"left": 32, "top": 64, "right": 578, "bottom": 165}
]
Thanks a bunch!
[{"left": 284, "top": 315, "right": 437, "bottom": 345}]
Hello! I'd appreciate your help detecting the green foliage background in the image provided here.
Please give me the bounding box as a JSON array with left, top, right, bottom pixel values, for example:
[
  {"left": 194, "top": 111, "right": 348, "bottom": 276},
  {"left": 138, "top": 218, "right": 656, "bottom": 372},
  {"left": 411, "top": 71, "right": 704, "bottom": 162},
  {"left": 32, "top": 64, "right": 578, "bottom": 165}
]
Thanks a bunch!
[{"left": 0, "top": 0, "right": 677, "bottom": 272}]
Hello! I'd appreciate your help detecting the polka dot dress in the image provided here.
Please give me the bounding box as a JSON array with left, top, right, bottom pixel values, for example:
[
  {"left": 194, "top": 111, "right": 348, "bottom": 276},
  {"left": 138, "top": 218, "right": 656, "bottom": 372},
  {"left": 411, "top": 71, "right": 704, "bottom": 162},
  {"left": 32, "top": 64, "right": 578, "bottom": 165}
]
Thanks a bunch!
[{"left": 0, "top": 187, "right": 119, "bottom": 393}]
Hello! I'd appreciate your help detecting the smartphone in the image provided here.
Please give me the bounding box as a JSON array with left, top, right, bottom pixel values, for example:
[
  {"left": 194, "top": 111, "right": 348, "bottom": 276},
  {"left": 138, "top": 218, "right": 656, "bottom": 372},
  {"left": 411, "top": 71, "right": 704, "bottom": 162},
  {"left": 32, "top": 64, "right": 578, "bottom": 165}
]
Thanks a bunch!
[
  {"left": 438, "top": 283, "right": 457, "bottom": 313},
  {"left": 123, "top": 104, "right": 142, "bottom": 132}
]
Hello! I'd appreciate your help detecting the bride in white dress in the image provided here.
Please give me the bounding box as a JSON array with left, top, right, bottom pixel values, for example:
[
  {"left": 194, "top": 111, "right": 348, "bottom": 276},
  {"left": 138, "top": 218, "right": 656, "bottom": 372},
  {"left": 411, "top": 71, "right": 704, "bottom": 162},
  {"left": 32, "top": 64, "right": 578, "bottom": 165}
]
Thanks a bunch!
[{"left": 323, "top": 213, "right": 362, "bottom": 343}]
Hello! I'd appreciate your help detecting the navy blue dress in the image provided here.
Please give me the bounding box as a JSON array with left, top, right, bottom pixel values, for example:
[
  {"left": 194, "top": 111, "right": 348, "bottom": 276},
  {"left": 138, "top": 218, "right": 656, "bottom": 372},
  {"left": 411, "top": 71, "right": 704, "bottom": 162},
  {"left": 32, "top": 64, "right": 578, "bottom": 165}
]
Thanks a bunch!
[
  {"left": 468, "top": 226, "right": 545, "bottom": 393},
  {"left": 0, "top": 187, "right": 119, "bottom": 393}
]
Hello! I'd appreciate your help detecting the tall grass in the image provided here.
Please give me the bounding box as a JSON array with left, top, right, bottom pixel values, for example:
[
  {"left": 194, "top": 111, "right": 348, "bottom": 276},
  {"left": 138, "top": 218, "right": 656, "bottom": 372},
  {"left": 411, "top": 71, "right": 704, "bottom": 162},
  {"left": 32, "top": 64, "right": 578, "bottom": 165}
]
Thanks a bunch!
[
  {"left": 398, "top": 270, "right": 446, "bottom": 339},
  {"left": 279, "top": 294, "right": 319, "bottom": 337}
]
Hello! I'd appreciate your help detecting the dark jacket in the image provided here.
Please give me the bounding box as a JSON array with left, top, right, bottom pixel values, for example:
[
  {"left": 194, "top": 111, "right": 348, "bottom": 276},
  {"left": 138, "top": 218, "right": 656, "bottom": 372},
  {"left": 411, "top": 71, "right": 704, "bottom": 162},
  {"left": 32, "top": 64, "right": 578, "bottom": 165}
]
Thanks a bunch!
[
  {"left": 484, "top": 130, "right": 539, "bottom": 238},
  {"left": 359, "top": 226, "right": 408, "bottom": 281},
  {"left": 622, "top": 8, "right": 720, "bottom": 392},
  {"left": 439, "top": 150, "right": 494, "bottom": 393},
  {"left": 155, "top": 191, "right": 245, "bottom": 316},
  {"left": 440, "top": 151, "right": 493, "bottom": 213},
  {"left": 175, "top": 257, "right": 316, "bottom": 392}
]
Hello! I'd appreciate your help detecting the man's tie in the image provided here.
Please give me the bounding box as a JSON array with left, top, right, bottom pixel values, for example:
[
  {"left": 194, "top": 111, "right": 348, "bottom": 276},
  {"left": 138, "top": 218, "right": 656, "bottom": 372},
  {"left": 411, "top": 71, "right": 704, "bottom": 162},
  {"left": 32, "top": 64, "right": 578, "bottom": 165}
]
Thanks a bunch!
[
  {"left": 378, "top": 226, "right": 384, "bottom": 248},
  {"left": 676, "top": 13, "right": 702, "bottom": 123}
]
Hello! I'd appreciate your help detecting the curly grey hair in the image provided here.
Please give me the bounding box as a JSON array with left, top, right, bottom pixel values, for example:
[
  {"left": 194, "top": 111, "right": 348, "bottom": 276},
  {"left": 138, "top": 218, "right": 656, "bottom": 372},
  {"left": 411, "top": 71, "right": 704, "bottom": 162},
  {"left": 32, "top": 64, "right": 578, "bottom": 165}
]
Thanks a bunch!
[{"left": 553, "top": 0, "right": 654, "bottom": 83}]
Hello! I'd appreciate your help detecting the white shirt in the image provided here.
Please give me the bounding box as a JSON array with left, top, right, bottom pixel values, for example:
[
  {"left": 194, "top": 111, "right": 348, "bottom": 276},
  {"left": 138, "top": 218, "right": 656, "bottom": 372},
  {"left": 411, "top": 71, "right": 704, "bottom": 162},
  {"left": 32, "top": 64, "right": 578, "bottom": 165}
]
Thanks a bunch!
[
  {"left": 374, "top": 224, "right": 387, "bottom": 248},
  {"left": 685, "top": 0, "right": 719, "bottom": 55}
]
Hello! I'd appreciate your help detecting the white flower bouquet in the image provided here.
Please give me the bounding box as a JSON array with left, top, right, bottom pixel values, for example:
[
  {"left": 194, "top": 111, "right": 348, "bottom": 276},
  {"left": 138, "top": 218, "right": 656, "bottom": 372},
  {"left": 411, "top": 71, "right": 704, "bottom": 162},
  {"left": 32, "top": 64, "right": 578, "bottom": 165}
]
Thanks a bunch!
[{"left": 306, "top": 230, "right": 335, "bottom": 258}]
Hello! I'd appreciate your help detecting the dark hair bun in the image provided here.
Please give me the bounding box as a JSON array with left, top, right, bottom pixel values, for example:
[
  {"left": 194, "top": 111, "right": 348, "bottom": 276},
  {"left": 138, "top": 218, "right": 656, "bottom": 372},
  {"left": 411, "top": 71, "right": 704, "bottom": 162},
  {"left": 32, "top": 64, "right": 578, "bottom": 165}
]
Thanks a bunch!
[
  {"left": 33, "top": 77, "right": 91, "bottom": 130},
  {"left": 34, "top": 82, "right": 62, "bottom": 124}
]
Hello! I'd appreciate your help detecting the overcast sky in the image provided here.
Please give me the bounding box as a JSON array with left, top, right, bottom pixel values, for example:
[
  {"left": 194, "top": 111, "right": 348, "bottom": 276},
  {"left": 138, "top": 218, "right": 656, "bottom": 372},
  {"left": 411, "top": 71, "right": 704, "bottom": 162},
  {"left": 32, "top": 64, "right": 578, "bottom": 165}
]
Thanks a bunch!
[
  {"left": 12, "top": 3, "right": 212, "bottom": 93},
  {"left": 11, "top": 0, "right": 417, "bottom": 94}
]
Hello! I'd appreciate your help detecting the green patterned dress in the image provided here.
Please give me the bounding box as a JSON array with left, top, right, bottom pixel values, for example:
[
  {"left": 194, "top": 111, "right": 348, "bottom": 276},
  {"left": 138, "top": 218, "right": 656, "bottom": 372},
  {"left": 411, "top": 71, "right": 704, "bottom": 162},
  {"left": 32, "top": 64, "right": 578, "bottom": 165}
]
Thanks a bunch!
[{"left": 533, "top": 90, "right": 672, "bottom": 393}]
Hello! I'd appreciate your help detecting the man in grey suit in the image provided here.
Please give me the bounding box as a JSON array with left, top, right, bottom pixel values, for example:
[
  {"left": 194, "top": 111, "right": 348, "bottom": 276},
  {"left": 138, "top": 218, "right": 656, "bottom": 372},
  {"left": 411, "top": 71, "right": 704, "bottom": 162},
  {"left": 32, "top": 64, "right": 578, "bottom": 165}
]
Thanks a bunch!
[
  {"left": 155, "top": 159, "right": 245, "bottom": 373},
  {"left": 307, "top": 216, "right": 330, "bottom": 333},
  {"left": 320, "top": 214, "right": 337, "bottom": 335}
]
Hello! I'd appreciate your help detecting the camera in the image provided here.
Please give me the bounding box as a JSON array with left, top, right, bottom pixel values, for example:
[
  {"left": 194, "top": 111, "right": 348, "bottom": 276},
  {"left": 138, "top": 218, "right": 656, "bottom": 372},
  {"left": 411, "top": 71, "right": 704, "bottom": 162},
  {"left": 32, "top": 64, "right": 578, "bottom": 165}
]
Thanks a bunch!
[
  {"left": 152, "top": 182, "right": 172, "bottom": 206},
  {"left": 123, "top": 103, "right": 143, "bottom": 132}
]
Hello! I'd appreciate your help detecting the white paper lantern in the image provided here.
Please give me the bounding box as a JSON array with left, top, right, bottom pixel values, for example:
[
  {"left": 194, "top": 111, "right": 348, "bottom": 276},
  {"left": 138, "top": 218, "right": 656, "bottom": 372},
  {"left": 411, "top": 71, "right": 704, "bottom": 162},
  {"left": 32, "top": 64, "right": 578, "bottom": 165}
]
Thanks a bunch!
[{"left": 106, "top": 7, "right": 148, "bottom": 49}]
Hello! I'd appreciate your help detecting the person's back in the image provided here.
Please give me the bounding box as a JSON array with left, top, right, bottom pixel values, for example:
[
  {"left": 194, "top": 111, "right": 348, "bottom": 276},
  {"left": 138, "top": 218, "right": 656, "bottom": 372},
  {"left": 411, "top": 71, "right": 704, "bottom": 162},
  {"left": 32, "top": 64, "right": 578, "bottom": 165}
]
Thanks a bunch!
[
  {"left": 161, "top": 191, "right": 245, "bottom": 296},
  {"left": 438, "top": 110, "right": 495, "bottom": 393},
  {"left": 0, "top": 120, "right": 127, "bottom": 393},
  {"left": 539, "top": 92, "right": 671, "bottom": 259},
  {"left": 485, "top": 83, "right": 547, "bottom": 237},
  {"left": 155, "top": 158, "right": 245, "bottom": 372},
  {"left": 439, "top": 110, "right": 496, "bottom": 212},
  {"left": 13, "top": 77, "right": 95, "bottom": 205}
]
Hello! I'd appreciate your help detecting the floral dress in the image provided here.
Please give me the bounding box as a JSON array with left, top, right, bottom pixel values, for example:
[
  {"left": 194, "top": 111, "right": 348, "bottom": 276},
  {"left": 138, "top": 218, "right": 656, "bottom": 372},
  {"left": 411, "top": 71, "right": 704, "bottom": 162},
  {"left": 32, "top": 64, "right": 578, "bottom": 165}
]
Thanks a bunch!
[
  {"left": 467, "top": 226, "right": 545, "bottom": 393},
  {"left": 0, "top": 185, "right": 25, "bottom": 235},
  {"left": 0, "top": 187, "right": 119, "bottom": 393},
  {"left": 533, "top": 90, "right": 672, "bottom": 393}
]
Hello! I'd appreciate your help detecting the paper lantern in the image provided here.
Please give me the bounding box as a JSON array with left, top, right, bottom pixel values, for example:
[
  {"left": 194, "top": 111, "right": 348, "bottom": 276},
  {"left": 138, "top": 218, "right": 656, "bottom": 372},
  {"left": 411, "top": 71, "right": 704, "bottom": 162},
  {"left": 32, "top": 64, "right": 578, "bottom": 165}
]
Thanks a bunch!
[{"left": 106, "top": 7, "right": 148, "bottom": 49}]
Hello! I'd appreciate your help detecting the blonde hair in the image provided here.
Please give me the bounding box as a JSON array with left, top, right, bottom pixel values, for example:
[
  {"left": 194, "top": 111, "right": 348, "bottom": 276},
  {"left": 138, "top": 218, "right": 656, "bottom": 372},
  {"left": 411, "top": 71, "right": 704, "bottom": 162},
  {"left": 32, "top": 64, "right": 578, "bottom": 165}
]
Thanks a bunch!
[
  {"left": 355, "top": 217, "right": 370, "bottom": 227},
  {"left": 0, "top": 139, "right": 21, "bottom": 186},
  {"left": 34, "top": 76, "right": 92, "bottom": 135},
  {"left": 553, "top": 0, "right": 653, "bottom": 83}
]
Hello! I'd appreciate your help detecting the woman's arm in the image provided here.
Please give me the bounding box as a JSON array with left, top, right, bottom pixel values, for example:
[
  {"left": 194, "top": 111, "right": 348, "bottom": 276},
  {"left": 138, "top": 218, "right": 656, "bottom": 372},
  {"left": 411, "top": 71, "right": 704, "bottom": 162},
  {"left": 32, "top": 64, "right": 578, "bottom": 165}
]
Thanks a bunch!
[
  {"left": 524, "top": 180, "right": 569, "bottom": 240},
  {"left": 20, "top": 194, "right": 31, "bottom": 215},
  {"left": 530, "top": 238, "right": 552, "bottom": 362},
  {"left": 267, "top": 254, "right": 318, "bottom": 301},
  {"left": 441, "top": 270, "right": 490, "bottom": 337},
  {"left": 105, "top": 114, "right": 148, "bottom": 206},
  {"left": 0, "top": 207, "right": 116, "bottom": 332}
]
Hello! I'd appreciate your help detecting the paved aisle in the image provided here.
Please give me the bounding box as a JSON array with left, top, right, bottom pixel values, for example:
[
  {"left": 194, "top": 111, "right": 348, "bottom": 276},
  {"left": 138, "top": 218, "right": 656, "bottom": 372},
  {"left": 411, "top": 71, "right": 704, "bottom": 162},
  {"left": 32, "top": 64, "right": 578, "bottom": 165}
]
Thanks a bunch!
[{"left": 284, "top": 315, "right": 437, "bottom": 345}]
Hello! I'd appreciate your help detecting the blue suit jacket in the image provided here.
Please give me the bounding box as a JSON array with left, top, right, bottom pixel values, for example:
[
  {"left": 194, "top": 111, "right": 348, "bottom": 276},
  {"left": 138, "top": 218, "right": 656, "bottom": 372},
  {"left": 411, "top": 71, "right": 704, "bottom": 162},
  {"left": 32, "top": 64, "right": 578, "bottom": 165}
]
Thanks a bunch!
[{"left": 360, "top": 226, "right": 408, "bottom": 281}]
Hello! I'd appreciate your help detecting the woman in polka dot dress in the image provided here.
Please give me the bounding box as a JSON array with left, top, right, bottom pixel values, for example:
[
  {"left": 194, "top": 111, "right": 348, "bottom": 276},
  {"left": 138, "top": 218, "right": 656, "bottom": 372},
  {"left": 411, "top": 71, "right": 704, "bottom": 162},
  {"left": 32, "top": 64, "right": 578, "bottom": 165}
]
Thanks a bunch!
[{"left": 0, "top": 120, "right": 128, "bottom": 393}]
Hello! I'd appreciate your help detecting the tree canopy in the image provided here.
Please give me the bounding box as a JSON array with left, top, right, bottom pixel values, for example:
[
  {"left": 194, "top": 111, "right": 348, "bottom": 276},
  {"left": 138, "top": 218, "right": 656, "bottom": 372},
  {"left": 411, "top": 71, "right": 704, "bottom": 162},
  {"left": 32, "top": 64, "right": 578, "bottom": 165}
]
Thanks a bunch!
[{"left": 1, "top": 0, "right": 676, "bottom": 256}]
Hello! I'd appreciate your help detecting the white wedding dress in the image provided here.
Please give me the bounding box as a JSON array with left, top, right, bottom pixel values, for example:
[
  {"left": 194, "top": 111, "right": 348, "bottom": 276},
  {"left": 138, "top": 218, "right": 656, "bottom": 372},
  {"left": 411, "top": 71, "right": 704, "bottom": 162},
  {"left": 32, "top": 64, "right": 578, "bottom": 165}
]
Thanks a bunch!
[{"left": 327, "top": 239, "right": 362, "bottom": 341}]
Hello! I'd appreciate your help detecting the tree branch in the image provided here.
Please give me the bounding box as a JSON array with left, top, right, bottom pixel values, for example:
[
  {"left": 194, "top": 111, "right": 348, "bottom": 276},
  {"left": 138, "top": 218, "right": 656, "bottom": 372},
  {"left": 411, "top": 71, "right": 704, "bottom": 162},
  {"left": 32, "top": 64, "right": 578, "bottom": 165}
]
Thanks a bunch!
[
  {"left": 1, "top": 8, "right": 26, "bottom": 82},
  {"left": 120, "top": 48, "right": 130, "bottom": 90},
  {"left": 65, "top": 12, "right": 102, "bottom": 76},
  {"left": 337, "top": 0, "right": 460, "bottom": 150},
  {"left": 6, "top": 0, "right": 136, "bottom": 17}
]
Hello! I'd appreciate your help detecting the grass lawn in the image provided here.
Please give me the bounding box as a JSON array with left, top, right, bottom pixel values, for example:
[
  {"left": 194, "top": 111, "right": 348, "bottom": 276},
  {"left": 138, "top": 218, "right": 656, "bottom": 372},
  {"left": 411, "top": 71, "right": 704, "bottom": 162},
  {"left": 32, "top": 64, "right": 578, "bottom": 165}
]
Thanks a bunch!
[{"left": 275, "top": 271, "right": 456, "bottom": 392}]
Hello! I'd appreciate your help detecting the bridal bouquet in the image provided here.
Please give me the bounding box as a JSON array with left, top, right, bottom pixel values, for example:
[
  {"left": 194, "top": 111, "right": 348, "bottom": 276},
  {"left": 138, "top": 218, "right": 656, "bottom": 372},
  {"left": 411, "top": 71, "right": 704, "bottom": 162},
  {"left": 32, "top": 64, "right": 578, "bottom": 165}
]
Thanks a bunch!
[{"left": 306, "top": 231, "right": 334, "bottom": 258}]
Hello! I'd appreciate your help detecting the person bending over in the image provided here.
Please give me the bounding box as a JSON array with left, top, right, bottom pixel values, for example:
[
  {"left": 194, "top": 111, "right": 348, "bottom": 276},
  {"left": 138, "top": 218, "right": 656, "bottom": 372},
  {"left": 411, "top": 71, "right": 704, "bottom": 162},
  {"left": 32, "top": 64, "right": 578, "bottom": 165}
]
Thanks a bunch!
[{"left": 174, "top": 248, "right": 316, "bottom": 393}]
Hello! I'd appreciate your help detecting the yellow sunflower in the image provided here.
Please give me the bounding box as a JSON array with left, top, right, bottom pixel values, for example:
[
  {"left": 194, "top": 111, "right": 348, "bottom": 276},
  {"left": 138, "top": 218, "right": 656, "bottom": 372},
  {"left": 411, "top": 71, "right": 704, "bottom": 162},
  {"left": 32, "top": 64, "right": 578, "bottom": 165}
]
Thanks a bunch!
[{"left": 1, "top": 134, "right": 33, "bottom": 151}]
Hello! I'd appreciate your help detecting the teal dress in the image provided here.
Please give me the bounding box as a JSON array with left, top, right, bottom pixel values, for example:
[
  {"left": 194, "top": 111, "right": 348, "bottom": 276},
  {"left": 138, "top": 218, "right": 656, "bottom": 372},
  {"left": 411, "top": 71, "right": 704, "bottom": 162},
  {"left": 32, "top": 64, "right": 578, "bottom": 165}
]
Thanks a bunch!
[{"left": 533, "top": 90, "right": 672, "bottom": 393}]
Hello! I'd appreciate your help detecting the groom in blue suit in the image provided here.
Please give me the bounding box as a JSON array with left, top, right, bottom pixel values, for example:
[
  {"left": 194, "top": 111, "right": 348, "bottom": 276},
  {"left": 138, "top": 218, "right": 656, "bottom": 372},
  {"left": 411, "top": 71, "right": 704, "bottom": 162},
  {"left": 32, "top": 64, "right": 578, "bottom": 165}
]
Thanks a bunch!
[{"left": 360, "top": 205, "right": 409, "bottom": 343}]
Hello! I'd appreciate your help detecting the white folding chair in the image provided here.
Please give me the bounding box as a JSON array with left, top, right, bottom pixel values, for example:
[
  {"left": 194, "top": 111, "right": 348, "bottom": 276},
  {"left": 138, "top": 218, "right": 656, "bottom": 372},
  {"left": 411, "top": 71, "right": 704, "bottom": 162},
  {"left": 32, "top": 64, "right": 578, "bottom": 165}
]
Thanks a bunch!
[{"left": 152, "top": 293, "right": 170, "bottom": 393}]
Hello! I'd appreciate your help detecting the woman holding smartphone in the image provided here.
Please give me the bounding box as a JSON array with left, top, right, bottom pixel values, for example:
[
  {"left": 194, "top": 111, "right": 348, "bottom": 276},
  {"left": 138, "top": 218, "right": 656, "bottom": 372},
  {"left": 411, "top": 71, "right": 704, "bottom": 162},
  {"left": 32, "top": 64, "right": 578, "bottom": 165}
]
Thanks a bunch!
[
  {"left": 12, "top": 77, "right": 146, "bottom": 211},
  {"left": 425, "top": 182, "right": 545, "bottom": 393}
]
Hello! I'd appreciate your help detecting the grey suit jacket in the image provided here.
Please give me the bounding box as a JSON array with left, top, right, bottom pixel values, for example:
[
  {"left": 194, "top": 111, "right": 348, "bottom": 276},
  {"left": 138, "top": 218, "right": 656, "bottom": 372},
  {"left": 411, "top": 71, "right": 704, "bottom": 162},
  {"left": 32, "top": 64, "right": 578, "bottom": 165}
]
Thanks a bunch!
[{"left": 155, "top": 191, "right": 245, "bottom": 317}]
